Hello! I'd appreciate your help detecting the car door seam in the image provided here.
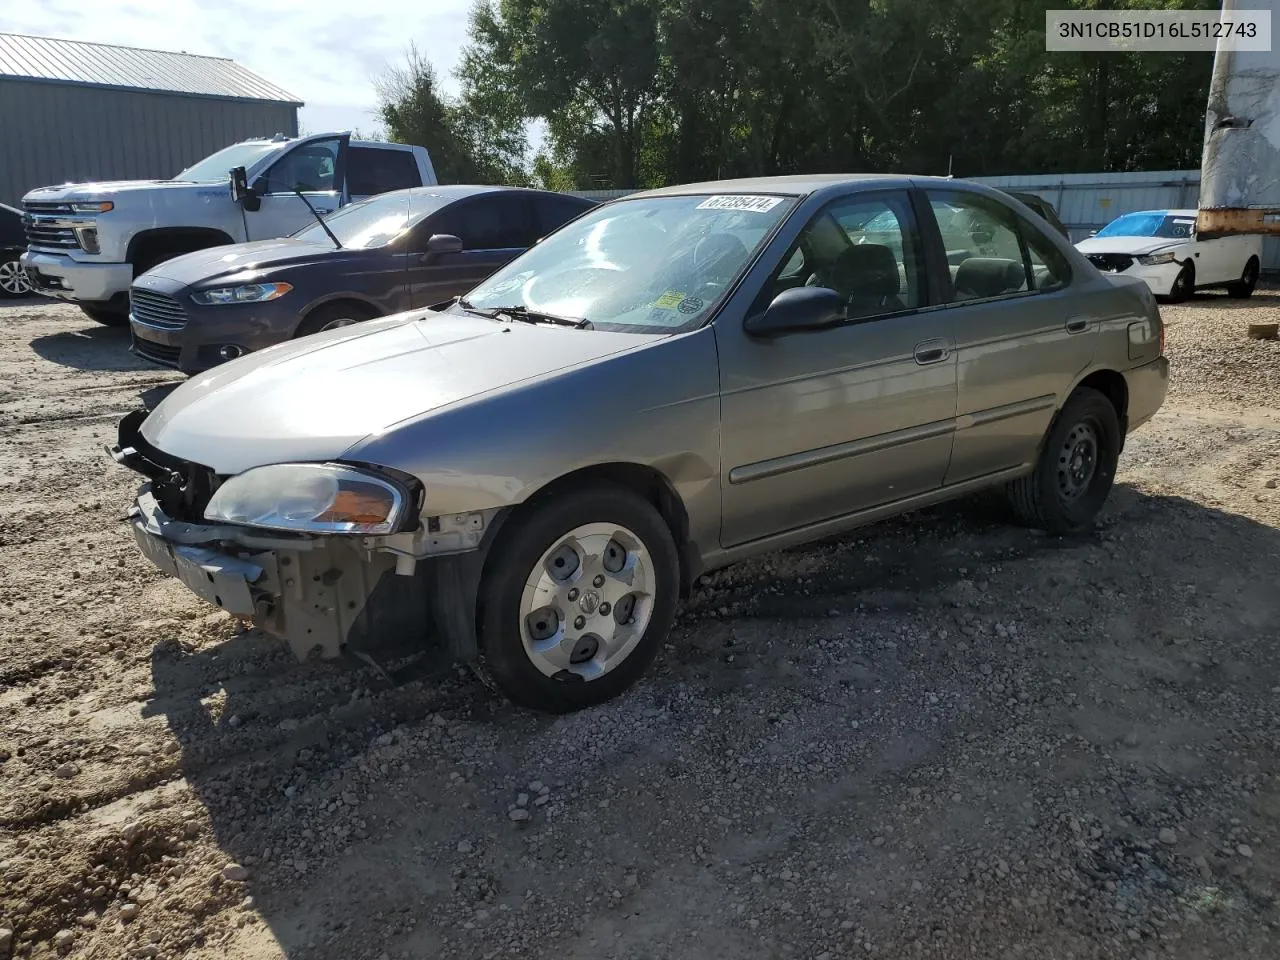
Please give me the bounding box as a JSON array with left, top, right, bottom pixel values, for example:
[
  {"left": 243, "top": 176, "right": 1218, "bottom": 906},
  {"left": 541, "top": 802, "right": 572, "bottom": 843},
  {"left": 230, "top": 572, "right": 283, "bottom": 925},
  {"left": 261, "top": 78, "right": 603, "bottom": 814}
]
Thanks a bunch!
[{"left": 954, "top": 395, "right": 1057, "bottom": 432}]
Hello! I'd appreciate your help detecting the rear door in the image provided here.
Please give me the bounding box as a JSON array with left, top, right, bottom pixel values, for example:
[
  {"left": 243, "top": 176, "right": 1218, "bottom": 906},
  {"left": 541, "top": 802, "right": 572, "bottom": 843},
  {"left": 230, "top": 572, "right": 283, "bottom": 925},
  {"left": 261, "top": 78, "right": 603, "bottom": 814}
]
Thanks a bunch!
[
  {"left": 919, "top": 184, "right": 1094, "bottom": 485},
  {"left": 405, "top": 193, "right": 536, "bottom": 306},
  {"left": 247, "top": 134, "right": 348, "bottom": 240}
]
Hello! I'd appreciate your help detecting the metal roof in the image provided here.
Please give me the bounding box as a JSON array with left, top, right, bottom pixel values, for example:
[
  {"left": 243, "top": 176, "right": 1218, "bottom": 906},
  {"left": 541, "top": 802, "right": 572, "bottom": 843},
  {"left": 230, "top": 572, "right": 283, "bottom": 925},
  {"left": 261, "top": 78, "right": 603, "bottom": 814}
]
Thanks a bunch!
[{"left": 0, "top": 33, "right": 302, "bottom": 105}]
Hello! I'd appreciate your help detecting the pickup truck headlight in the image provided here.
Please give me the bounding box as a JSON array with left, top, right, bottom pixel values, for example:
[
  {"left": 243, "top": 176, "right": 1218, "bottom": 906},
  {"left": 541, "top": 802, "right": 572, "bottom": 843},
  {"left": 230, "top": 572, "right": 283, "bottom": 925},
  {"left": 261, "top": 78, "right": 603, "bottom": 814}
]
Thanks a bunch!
[
  {"left": 1137, "top": 251, "right": 1178, "bottom": 266},
  {"left": 191, "top": 282, "right": 292, "bottom": 305},
  {"left": 204, "top": 463, "right": 408, "bottom": 534},
  {"left": 70, "top": 201, "right": 114, "bottom": 214}
]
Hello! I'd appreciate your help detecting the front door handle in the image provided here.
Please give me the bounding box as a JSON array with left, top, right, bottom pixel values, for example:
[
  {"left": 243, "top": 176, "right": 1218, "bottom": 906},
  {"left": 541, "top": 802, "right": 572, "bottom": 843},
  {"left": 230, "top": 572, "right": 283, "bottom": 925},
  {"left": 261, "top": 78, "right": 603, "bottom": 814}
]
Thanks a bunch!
[
  {"left": 1065, "top": 317, "right": 1089, "bottom": 334},
  {"left": 913, "top": 338, "right": 950, "bottom": 365}
]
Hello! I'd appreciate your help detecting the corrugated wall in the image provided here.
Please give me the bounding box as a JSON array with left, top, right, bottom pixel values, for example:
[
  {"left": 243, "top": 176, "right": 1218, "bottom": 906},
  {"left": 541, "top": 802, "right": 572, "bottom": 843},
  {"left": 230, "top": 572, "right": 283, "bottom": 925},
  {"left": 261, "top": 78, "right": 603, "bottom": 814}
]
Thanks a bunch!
[
  {"left": 573, "top": 170, "right": 1280, "bottom": 272},
  {"left": 0, "top": 79, "right": 298, "bottom": 204}
]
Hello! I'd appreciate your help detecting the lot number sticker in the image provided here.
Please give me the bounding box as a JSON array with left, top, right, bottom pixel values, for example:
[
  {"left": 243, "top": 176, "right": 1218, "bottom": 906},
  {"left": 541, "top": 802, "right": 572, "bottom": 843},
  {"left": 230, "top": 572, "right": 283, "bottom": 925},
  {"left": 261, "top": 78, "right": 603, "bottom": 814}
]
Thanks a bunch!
[{"left": 696, "top": 195, "right": 782, "bottom": 213}]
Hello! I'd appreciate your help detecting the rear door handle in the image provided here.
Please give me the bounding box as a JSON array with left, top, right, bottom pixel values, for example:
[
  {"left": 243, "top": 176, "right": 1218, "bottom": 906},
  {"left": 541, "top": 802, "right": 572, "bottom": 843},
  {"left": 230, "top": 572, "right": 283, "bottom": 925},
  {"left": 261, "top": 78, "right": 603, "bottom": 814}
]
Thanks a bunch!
[
  {"left": 1065, "top": 317, "right": 1089, "bottom": 334},
  {"left": 913, "top": 338, "right": 950, "bottom": 365}
]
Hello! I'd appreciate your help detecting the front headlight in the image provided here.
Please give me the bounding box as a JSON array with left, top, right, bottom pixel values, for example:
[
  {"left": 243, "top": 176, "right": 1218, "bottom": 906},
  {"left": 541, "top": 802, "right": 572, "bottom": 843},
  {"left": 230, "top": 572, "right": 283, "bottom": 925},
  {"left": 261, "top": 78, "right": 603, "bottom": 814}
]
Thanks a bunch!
[
  {"left": 70, "top": 201, "right": 113, "bottom": 214},
  {"left": 191, "top": 282, "right": 292, "bottom": 305},
  {"left": 1137, "top": 251, "right": 1177, "bottom": 266},
  {"left": 204, "top": 463, "right": 409, "bottom": 534}
]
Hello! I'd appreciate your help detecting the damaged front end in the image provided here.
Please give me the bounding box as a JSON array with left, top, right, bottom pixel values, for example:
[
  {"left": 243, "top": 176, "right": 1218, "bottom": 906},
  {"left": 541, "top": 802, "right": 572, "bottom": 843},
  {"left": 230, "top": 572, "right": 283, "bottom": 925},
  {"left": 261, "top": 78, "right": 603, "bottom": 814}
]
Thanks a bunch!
[{"left": 110, "top": 409, "right": 499, "bottom": 663}]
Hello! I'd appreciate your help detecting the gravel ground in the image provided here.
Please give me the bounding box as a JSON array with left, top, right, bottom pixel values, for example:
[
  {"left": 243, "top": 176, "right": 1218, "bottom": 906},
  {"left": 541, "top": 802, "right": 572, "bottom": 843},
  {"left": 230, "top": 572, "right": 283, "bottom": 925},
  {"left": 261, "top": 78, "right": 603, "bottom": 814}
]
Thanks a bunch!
[{"left": 2, "top": 293, "right": 1279, "bottom": 960}]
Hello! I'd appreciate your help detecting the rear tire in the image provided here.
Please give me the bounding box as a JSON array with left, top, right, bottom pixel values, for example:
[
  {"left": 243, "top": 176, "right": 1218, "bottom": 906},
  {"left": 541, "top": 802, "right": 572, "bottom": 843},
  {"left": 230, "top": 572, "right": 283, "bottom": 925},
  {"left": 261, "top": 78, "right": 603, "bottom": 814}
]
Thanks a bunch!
[
  {"left": 475, "top": 484, "right": 680, "bottom": 713},
  {"left": 295, "top": 302, "right": 377, "bottom": 338},
  {"left": 1228, "top": 256, "right": 1260, "bottom": 298},
  {"left": 80, "top": 304, "right": 128, "bottom": 327},
  {"left": 1005, "top": 387, "right": 1121, "bottom": 535}
]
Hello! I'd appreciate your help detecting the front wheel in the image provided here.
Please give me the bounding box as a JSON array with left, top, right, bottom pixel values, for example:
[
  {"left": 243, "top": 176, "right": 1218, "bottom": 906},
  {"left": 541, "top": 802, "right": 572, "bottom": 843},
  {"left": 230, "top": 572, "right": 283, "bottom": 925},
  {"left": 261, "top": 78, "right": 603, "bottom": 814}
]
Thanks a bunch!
[
  {"left": 1228, "top": 256, "right": 1260, "bottom": 299},
  {"left": 295, "top": 302, "right": 376, "bottom": 338},
  {"left": 0, "top": 256, "right": 32, "bottom": 298},
  {"left": 1005, "top": 387, "right": 1121, "bottom": 535},
  {"left": 1165, "top": 263, "right": 1194, "bottom": 303},
  {"left": 475, "top": 485, "right": 680, "bottom": 713}
]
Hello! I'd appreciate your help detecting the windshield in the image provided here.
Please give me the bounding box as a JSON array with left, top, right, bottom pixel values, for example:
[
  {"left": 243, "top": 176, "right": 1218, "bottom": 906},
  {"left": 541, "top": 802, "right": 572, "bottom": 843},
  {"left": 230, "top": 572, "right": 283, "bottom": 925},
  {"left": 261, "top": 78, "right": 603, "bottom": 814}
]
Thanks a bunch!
[
  {"left": 293, "top": 192, "right": 413, "bottom": 248},
  {"left": 459, "top": 193, "right": 798, "bottom": 333},
  {"left": 175, "top": 142, "right": 282, "bottom": 182},
  {"left": 1096, "top": 212, "right": 1194, "bottom": 240}
]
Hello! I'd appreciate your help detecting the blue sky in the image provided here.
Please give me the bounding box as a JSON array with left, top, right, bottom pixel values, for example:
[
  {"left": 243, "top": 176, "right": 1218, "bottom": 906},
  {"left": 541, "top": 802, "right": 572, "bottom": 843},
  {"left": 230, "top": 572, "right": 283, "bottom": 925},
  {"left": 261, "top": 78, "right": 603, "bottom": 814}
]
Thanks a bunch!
[{"left": 0, "top": 0, "right": 474, "bottom": 136}]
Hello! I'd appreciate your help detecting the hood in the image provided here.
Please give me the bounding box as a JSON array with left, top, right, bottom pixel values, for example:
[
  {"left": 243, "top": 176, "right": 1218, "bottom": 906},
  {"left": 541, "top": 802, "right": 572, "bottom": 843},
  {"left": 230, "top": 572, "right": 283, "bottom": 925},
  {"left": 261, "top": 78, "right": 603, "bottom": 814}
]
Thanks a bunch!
[
  {"left": 1074, "top": 235, "right": 1184, "bottom": 256},
  {"left": 141, "top": 310, "right": 664, "bottom": 475},
  {"left": 142, "top": 238, "right": 354, "bottom": 286},
  {"left": 22, "top": 179, "right": 224, "bottom": 203}
]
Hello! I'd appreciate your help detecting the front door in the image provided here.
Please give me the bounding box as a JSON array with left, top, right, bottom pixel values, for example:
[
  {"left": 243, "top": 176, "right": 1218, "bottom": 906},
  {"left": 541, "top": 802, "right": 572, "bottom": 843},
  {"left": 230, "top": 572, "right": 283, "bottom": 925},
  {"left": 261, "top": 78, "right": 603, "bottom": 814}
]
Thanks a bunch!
[
  {"left": 920, "top": 186, "right": 1097, "bottom": 484},
  {"left": 246, "top": 135, "right": 348, "bottom": 240},
  {"left": 406, "top": 194, "right": 535, "bottom": 307},
  {"left": 717, "top": 189, "right": 958, "bottom": 548}
]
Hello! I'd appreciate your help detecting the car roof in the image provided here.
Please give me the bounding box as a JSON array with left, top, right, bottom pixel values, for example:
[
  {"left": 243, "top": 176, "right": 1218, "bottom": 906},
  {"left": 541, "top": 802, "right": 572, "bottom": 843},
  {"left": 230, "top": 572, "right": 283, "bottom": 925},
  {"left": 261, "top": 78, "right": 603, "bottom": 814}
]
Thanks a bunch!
[
  {"left": 627, "top": 173, "right": 1022, "bottom": 202},
  {"left": 1116, "top": 209, "right": 1197, "bottom": 218},
  {"left": 376, "top": 185, "right": 592, "bottom": 203}
]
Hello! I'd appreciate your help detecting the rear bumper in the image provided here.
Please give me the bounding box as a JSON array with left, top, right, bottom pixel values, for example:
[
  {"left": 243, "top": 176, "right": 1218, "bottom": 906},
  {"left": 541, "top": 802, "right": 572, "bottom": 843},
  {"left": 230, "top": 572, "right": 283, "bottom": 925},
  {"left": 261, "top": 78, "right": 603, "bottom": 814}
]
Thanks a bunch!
[
  {"left": 1125, "top": 355, "right": 1169, "bottom": 433},
  {"left": 20, "top": 250, "right": 132, "bottom": 303}
]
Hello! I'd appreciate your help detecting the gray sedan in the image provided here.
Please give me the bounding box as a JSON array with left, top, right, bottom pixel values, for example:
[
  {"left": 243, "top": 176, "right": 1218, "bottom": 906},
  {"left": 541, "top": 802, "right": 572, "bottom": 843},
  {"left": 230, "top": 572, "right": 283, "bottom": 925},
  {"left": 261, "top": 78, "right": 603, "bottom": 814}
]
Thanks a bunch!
[{"left": 112, "top": 174, "right": 1168, "bottom": 713}]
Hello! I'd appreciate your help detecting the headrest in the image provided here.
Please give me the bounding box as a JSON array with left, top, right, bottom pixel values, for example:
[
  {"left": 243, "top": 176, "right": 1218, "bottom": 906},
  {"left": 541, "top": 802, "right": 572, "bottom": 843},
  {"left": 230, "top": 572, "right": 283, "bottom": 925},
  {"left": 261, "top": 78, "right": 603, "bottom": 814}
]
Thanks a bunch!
[{"left": 954, "top": 257, "right": 1025, "bottom": 299}]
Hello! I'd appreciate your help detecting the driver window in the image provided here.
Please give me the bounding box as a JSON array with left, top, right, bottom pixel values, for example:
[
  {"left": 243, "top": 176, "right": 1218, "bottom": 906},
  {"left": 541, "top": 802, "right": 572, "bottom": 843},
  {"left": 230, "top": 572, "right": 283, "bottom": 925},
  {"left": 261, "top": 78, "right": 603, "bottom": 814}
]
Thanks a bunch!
[
  {"left": 769, "top": 192, "right": 922, "bottom": 319},
  {"left": 261, "top": 139, "right": 340, "bottom": 194}
]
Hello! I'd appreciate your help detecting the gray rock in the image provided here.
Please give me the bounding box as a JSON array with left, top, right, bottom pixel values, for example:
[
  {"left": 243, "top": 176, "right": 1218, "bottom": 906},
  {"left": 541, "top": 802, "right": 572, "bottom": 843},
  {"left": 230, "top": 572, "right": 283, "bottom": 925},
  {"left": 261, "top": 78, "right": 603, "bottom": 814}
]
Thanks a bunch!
[
  {"left": 1159, "top": 828, "right": 1177, "bottom": 845},
  {"left": 221, "top": 863, "right": 250, "bottom": 882},
  {"left": 509, "top": 808, "right": 531, "bottom": 822},
  {"left": 119, "top": 903, "right": 140, "bottom": 922},
  {"left": 0, "top": 929, "right": 11, "bottom": 954},
  {"left": 53, "top": 762, "right": 77, "bottom": 779},
  {"left": 457, "top": 840, "right": 473, "bottom": 855},
  {"left": 1237, "top": 844, "right": 1254, "bottom": 858},
  {"left": 516, "top": 793, "right": 529, "bottom": 808},
  {"left": 54, "top": 930, "right": 74, "bottom": 953}
]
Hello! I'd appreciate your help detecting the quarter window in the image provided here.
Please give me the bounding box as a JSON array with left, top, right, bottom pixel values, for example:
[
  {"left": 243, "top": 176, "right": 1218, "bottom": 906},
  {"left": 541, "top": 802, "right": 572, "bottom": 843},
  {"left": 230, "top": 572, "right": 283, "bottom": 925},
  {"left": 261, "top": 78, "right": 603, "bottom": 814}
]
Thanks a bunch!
[{"left": 768, "top": 192, "right": 923, "bottom": 320}]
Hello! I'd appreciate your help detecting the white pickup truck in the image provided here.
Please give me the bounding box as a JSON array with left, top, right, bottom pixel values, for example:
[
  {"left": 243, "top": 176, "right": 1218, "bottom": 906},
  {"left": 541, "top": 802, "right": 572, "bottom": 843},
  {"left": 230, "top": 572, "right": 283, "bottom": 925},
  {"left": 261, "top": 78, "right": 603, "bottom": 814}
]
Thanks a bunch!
[{"left": 21, "top": 132, "right": 437, "bottom": 325}]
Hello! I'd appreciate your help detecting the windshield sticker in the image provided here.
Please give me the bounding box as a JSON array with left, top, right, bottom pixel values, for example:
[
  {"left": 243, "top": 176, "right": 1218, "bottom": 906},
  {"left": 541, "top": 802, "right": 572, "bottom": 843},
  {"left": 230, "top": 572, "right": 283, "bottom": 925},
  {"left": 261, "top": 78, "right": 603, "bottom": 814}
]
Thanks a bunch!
[
  {"left": 677, "top": 296, "right": 705, "bottom": 315},
  {"left": 1172, "top": 219, "right": 1195, "bottom": 224},
  {"left": 696, "top": 195, "right": 782, "bottom": 213},
  {"left": 654, "top": 290, "right": 685, "bottom": 309}
]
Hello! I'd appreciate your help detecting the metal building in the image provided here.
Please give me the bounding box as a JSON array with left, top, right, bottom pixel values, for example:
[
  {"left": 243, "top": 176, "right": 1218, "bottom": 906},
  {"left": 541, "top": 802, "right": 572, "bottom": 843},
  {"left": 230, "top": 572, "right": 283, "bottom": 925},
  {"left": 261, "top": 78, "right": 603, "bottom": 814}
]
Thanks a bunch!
[{"left": 0, "top": 33, "right": 301, "bottom": 205}]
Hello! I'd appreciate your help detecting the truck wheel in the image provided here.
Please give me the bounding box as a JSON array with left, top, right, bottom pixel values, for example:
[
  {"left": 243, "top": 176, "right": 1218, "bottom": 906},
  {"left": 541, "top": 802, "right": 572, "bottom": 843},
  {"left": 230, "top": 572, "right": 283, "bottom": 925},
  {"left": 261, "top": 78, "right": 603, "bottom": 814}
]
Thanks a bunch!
[
  {"left": 295, "top": 302, "right": 377, "bottom": 338},
  {"left": 1228, "top": 256, "right": 1260, "bottom": 298},
  {"left": 1004, "top": 387, "right": 1121, "bottom": 535},
  {"left": 81, "top": 304, "right": 128, "bottom": 327},
  {"left": 474, "top": 484, "right": 680, "bottom": 713}
]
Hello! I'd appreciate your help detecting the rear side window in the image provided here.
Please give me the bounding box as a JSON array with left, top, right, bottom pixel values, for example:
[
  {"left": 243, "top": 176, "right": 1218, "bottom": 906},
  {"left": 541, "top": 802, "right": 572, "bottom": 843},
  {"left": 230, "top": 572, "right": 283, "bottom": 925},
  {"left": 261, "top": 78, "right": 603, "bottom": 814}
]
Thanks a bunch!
[
  {"left": 347, "top": 147, "right": 421, "bottom": 196},
  {"left": 428, "top": 195, "right": 534, "bottom": 250},
  {"left": 533, "top": 196, "right": 592, "bottom": 237}
]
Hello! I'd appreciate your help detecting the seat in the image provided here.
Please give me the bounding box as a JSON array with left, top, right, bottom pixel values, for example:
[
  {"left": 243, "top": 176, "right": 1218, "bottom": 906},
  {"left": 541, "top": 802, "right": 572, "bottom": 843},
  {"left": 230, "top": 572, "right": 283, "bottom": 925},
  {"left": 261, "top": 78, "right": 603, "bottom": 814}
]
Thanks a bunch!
[
  {"left": 952, "top": 257, "right": 1026, "bottom": 300},
  {"left": 808, "top": 243, "right": 905, "bottom": 317}
]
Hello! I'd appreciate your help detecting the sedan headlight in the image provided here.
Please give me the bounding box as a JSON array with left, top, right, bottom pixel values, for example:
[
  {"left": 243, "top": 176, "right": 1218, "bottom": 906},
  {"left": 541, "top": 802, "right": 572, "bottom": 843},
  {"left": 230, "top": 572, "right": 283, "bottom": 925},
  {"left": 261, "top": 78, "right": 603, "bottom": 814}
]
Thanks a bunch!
[
  {"left": 204, "top": 463, "right": 409, "bottom": 534},
  {"left": 70, "top": 201, "right": 114, "bottom": 214},
  {"left": 191, "top": 282, "right": 292, "bottom": 305},
  {"left": 1137, "top": 251, "right": 1178, "bottom": 266}
]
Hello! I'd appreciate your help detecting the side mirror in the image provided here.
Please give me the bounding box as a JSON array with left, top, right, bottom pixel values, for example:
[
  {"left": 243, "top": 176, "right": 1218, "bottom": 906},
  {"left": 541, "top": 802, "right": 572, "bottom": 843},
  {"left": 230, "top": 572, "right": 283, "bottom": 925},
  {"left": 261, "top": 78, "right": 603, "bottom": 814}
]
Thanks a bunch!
[
  {"left": 230, "top": 167, "right": 262, "bottom": 211},
  {"left": 1088, "top": 229, "right": 1098, "bottom": 237},
  {"left": 744, "top": 286, "right": 845, "bottom": 338},
  {"left": 422, "top": 233, "right": 463, "bottom": 263}
]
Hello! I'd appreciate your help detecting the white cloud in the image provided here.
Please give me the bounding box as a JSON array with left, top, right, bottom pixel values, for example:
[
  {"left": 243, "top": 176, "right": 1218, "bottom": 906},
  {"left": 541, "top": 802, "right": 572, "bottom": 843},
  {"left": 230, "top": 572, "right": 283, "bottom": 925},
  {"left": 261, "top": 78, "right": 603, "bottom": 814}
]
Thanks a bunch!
[{"left": 0, "top": 0, "right": 474, "bottom": 136}]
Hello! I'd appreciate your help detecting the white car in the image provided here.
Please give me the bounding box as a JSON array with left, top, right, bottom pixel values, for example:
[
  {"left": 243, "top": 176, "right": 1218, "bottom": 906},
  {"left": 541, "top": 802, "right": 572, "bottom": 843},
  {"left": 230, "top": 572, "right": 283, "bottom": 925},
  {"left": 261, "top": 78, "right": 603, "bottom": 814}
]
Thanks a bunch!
[{"left": 1075, "top": 209, "right": 1261, "bottom": 302}]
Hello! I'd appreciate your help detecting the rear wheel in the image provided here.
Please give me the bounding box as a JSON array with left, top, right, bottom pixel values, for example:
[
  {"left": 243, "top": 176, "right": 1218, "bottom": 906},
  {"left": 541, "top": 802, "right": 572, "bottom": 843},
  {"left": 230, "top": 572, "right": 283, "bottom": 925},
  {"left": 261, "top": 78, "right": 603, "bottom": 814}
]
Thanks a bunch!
[
  {"left": 1005, "top": 387, "right": 1121, "bottom": 535},
  {"left": 295, "top": 302, "right": 377, "bottom": 338},
  {"left": 1165, "top": 262, "right": 1194, "bottom": 303},
  {"left": 475, "top": 484, "right": 680, "bottom": 713},
  {"left": 80, "top": 304, "right": 128, "bottom": 327},
  {"left": 1228, "top": 256, "right": 1260, "bottom": 298},
  {"left": 0, "top": 255, "right": 32, "bottom": 298}
]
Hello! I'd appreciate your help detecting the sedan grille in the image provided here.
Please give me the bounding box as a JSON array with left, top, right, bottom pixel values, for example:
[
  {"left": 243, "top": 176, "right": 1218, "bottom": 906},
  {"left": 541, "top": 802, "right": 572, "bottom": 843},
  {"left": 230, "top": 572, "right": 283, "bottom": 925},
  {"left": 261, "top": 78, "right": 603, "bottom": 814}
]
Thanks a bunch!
[
  {"left": 1086, "top": 253, "right": 1134, "bottom": 273},
  {"left": 132, "top": 334, "right": 182, "bottom": 369},
  {"left": 23, "top": 201, "right": 81, "bottom": 250},
  {"left": 131, "top": 288, "right": 188, "bottom": 330}
]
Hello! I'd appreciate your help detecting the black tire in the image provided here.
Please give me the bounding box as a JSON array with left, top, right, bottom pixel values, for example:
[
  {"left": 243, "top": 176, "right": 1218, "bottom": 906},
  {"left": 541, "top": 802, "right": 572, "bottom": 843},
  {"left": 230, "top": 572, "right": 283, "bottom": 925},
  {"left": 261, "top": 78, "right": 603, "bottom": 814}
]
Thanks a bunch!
[
  {"left": 1165, "top": 262, "right": 1194, "bottom": 303},
  {"left": 1228, "top": 256, "right": 1260, "bottom": 299},
  {"left": 295, "top": 302, "right": 377, "bottom": 338},
  {"left": 0, "top": 255, "right": 32, "bottom": 298},
  {"left": 475, "top": 484, "right": 680, "bottom": 713},
  {"left": 1005, "top": 387, "right": 1121, "bottom": 535},
  {"left": 80, "top": 304, "right": 128, "bottom": 327}
]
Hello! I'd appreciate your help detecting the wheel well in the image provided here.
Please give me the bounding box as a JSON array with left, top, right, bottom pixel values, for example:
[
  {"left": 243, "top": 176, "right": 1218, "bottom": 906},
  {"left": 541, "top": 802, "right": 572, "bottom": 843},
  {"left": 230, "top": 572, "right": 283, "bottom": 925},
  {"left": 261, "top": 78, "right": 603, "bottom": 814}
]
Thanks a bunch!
[
  {"left": 1076, "top": 369, "right": 1128, "bottom": 423},
  {"left": 521, "top": 463, "right": 697, "bottom": 596},
  {"left": 297, "top": 298, "right": 381, "bottom": 335},
  {"left": 128, "top": 228, "right": 233, "bottom": 273}
]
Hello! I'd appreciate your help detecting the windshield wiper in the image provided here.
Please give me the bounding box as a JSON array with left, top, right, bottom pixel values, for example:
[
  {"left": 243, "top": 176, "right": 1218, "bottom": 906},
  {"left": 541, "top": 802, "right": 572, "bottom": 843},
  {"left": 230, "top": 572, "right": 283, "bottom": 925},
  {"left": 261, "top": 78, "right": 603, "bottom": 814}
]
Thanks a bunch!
[
  {"left": 293, "top": 188, "right": 342, "bottom": 249},
  {"left": 461, "top": 302, "right": 592, "bottom": 329}
]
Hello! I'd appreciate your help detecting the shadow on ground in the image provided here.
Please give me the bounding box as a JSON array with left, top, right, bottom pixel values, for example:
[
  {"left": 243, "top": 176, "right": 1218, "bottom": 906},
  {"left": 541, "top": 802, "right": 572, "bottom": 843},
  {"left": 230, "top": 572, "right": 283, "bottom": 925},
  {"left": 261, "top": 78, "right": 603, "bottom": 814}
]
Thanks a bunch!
[
  {"left": 28, "top": 321, "right": 159, "bottom": 373},
  {"left": 143, "top": 482, "right": 1280, "bottom": 959}
]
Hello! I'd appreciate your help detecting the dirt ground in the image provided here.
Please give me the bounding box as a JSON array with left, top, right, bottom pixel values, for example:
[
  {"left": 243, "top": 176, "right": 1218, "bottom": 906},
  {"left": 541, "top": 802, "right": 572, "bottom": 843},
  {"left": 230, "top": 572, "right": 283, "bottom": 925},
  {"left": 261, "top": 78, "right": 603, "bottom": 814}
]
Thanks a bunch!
[{"left": 2, "top": 292, "right": 1279, "bottom": 960}]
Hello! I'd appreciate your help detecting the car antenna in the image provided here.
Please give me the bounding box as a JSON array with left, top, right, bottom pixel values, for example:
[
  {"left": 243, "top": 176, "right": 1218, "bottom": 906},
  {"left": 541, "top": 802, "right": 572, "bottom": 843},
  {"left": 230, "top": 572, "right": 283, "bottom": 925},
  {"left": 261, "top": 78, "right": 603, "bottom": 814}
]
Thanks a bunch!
[{"left": 294, "top": 188, "right": 342, "bottom": 249}]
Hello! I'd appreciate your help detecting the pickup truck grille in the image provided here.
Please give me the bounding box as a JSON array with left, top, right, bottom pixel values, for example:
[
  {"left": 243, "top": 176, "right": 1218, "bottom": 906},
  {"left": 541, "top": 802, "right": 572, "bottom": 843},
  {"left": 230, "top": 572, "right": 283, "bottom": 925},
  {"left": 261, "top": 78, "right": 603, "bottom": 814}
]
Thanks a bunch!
[
  {"left": 23, "top": 202, "right": 81, "bottom": 250},
  {"left": 130, "top": 288, "right": 188, "bottom": 330}
]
